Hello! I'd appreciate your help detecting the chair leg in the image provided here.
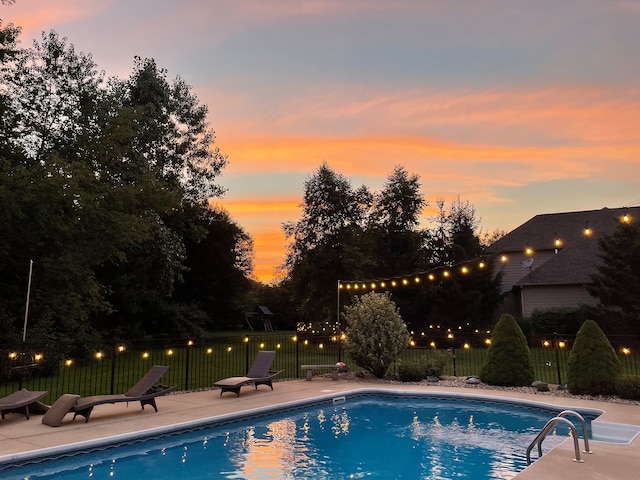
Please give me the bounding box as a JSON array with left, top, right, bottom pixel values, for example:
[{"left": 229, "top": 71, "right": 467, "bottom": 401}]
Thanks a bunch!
[
  {"left": 73, "top": 407, "right": 93, "bottom": 423},
  {"left": 140, "top": 398, "right": 158, "bottom": 412}
]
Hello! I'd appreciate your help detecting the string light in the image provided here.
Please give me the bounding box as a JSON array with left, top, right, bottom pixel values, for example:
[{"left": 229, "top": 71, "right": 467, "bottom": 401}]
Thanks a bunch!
[
  {"left": 338, "top": 213, "right": 631, "bottom": 290},
  {"left": 338, "top": 256, "right": 494, "bottom": 290}
]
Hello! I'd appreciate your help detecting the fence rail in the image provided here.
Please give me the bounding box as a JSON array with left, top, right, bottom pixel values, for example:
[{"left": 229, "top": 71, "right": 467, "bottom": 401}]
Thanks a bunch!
[{"left": 2, "top": 332, "right": 639, "bottom": 404}]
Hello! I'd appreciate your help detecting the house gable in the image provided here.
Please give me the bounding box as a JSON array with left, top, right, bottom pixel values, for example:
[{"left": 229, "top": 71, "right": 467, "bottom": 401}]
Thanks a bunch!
[{"left": 486, "top": 206, "right": 638, "bottom": 318}]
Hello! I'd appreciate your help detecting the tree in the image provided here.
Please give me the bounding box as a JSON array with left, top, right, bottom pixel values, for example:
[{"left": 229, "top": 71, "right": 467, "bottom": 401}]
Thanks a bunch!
[
  {"left": 587, "top": 220, "right": 640, "bottom": 335},
  {"left": 344, "top": 292, "right": 410, "bottom": 378},
  {"left": 425, "top": 197, "right": 483, "bottom": 266},
  {"left": 567, "top": 320, "right": 621, "bottom": 395},
  {"left": 479, "top": 314, "right": 534, "bottom": 386},
  {"left": 282, "top": 162, "right": 372, "bottom": 322},
  {"left": 447, "top": 197, "right": 484, "bottom": 263},
  {"left": 0, "top": 30, "right": 111, "bottom": 354},
  {"left": 414, "top": 198, "right": 502, "bottom": 332},
  {"left": 0, "top": 28, "right": 244, "bottom": 348},
  {"left": 367, "top": 165, "right": 428, "bottom": 276},
  {"left": 118, "top": 57, "right": 227, "bottom": 202},
  {"left": 175, "top": 207, "right": 255, "bottom": 330}
]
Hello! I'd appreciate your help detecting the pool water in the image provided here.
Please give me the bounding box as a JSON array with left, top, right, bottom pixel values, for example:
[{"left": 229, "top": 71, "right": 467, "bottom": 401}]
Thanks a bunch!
[{"left": 3, "top": 395, "right": 587, "bottom": 479}]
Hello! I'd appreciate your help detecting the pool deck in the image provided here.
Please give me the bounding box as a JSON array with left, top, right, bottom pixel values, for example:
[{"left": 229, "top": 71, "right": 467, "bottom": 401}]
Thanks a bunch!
[{"left": 1, "top": 377, "right": 639, "bottom": 478}]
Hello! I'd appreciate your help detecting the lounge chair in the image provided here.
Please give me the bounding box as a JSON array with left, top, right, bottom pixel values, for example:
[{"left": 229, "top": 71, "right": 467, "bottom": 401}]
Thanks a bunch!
[
  {"left": 42, "top": 365, "right": 176, "bottom": 426},
  {"left": 0, "top": 389, "right": 48, "bottom": 421},
  {"left": 214, "top": 350, "right": 282, "bottom": 397}
]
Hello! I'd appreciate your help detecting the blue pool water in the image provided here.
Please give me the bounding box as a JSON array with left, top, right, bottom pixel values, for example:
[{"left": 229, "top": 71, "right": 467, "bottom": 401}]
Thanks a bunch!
[{"left": 2, "top": 394, "right": 593, "bottom": 479}]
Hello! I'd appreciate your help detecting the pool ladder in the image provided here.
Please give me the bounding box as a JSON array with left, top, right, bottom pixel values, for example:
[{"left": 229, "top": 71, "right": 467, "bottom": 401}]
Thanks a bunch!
[{"left": 526, "top": 410, "right": 593, "bottom": 465}]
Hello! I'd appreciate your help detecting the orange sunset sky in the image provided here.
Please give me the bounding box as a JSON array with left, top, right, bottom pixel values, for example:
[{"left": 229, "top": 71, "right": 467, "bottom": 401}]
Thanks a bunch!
[{"left": 3, "top": 1, "right": 639, "bottom": 283}]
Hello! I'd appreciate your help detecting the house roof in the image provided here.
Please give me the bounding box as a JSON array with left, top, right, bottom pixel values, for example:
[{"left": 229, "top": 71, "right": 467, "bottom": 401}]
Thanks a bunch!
[{"left": 486, "top": 207, "right": 639, "bottom": 286}]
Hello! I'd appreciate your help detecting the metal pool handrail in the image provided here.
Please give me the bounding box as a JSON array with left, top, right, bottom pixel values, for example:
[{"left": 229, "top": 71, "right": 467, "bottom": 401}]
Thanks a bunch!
[
  {"left": 557, "top": 410, "right": 593, "bottom": 454},
  {"left": 526, "top": 411, "right": 592, "bottom": 465}
]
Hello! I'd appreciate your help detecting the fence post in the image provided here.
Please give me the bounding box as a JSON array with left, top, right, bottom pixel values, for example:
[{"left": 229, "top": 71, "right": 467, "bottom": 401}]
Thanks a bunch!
[
  {"left": 295, "top": 337, "right": 300, "bottom": 378},
  {"left": 110, "top": 346, "right": 117, "bottom": 395},
  {"left": 245, "top": 337, "right": 249, "bottom": 373},
  {"left": 185, "top": 341, "right": 192, "bottom": 391}
]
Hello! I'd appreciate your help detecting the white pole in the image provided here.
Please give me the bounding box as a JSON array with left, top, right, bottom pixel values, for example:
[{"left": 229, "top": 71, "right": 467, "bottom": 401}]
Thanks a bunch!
[{"left": 22, "top": 259, "right": 33, "bottom": 343}]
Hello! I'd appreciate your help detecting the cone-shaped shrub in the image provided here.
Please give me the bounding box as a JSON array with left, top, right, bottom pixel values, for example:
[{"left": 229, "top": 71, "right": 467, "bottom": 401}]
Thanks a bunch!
[
  {"left": 567, "top": 320, "right": 621, "bottom": 395},
  {"left": 479, "top": 314, "right": 534, "bottom": 386}
]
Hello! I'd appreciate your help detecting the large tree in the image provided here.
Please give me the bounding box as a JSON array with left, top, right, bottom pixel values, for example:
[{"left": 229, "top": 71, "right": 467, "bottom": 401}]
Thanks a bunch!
[
  {"left": 367, "top": 165, "right": 428, "bottom": 277},
  {"left": 587, "top": 219, "right": 640, "bottom": 335},
  {"left": 282, "top": 162, "right": 372, "bottom": 322},
  {"left": 0, "top": 28, "right": 248, "bottom": 351},
  {"left": 175, "top": 207, "right": 255, "bottom": 331},
  {"left": 279, "top": 163, "right": 503, "bottom": 332},
  {"left": 0, "top": 30, "right": 111, "bottom": 353}
]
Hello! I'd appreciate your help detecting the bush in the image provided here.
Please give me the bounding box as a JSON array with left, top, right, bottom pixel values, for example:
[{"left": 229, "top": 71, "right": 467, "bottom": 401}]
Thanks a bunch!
[
  {"left": 529, "top": 307, "right": 591, "bottom": 336},
  {"left": 398, "top": 362, "right": 425, "bottom": 382},
  {"left": 567, "top": 320, "right": 621, "bottom": 395},
  {"left": 424, "top": 350, "right": 450, "bottom": 377},
  {"left": 344, "top": 292, "right": 410, "bottom": 378},
  {"left": 479, "top": 313, "right": 535, "bottom": 386},
  {"left": 616, "top": 375, "right": 640, "bottom": 400}
]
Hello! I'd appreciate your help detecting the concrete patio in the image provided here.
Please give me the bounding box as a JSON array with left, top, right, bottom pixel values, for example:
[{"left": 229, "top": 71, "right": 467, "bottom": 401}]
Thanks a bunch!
[{"left": 1, "top": 377, "right": 639, "bottom": 479}]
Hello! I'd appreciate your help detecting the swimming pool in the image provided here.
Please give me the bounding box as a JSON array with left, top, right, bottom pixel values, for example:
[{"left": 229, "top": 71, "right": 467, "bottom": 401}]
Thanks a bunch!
[{"left": 1, "top": 392, "right": 600, "bottom": 479}]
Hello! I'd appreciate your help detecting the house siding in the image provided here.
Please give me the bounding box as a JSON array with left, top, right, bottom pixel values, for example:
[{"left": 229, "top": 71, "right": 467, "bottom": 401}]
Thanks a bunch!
[
  {"left": 493, "top": 250, "right": 557, "bottom": 293},
  {"left": 520, "top": 285, "right": 597, "bottom": 318}
]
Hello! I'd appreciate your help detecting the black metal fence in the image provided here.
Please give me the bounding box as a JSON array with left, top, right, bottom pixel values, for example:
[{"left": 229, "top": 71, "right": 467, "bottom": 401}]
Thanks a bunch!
[{"left": 2, "top": 331, "right": 639, "bottom": 404}]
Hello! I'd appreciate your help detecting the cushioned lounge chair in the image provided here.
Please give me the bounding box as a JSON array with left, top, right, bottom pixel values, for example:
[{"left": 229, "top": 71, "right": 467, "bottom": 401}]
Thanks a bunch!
[
  {"left": 214, "top": 350, "right": 282, "bottom": 397},
  {"left": 0, "top": 389, "right": 48, "bottom": 421},
  {"left": 42, "top": 365, "right": 176, "bottom": 426}
]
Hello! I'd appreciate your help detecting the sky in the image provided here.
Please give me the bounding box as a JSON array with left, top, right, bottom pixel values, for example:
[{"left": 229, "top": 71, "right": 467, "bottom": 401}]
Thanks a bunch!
[{"left": 3, "top": 0, "right": 640, "bottom": 284}]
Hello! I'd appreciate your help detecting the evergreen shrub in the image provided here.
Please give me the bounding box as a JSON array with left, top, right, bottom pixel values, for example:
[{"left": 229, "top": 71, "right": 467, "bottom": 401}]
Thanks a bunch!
[
  {"left": 616, "top": 375, "right": 640, "bottom": 400},
  {"left": 567, "top": 320, "right": 622, "bottom": 395},
  {"left": 479, "top": 313, "right": 534, "bottom": 386}
]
